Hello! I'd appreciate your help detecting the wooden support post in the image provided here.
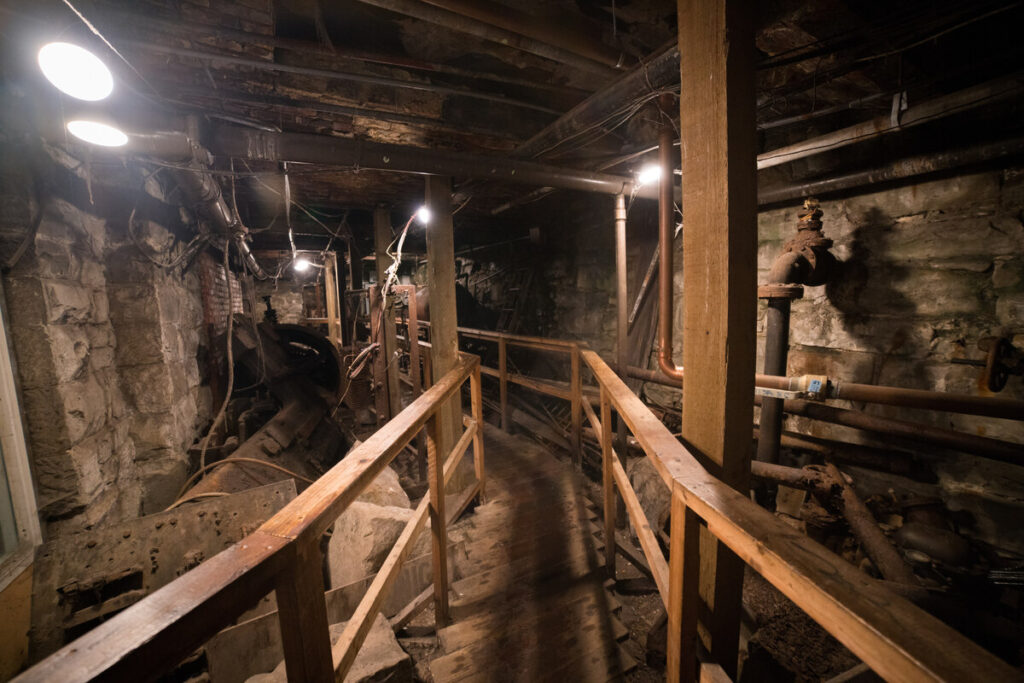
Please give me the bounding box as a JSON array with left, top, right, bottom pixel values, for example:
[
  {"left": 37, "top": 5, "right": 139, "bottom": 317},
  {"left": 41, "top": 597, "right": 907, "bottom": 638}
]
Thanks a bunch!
[
  {"left": 425, "top": 176, "right": 462, "bottom": 459},
  {"left": 323, "top": 251, "right": 343, "bottom": 347},
  {"left": 570, "top": 344, "right": 582, "bottom": 469},
  {"left": 374, "top": 206, "right": 402, "bottom": 418},
  {"left": 498, "top": 337, "right": 509, "bottom": 432},
  {"left": 275, "top": 539, "right": 333, "bottom": 683},
  {"left": 667, "top": 486, "right": 701, "bottom": 683},
  {"left": 678, "top": 0, "right": 757, "bottom": 677},
  {"left": 470, "top": 363, "right": 486, "bottom": 502},
  {"left": 399, "top": 284, "right": 427, "bottom": 482},
  {"left": 600, "top": 389, "right": 616, "bottom": 579},
  {"left": 425, "top": 414, "right": 450, "bottom": 626},
  {"left": 369, "top": 287, "right": 390, "bottom": 425}
]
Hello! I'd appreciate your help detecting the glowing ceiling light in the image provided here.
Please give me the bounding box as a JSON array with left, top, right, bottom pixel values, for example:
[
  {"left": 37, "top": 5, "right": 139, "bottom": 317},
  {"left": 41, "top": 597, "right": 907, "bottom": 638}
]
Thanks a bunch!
[
  {"left": 415, "top": 206, "right": 431, "bottom": 225},
  {"left": 293, "top": 257, "right": 311, "bottom": 273},
  {"left": 636, "top": 163, "right": 663, "bottom": 187},
  {"left": 66, "top": 120, "right": 128, "bottom": 147},
  {"left": 38, "top": 42, "right": 114, "bottom": 101}
]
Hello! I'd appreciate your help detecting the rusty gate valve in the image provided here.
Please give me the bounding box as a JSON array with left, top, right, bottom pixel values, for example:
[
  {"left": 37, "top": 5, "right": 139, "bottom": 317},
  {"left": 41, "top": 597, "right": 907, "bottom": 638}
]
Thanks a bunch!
[
  {"left": 782, "top": 197, "right": 836, "bottom": 286},
  {"left": 982, "top": 336, "right": 1022, "bottom": 393}
]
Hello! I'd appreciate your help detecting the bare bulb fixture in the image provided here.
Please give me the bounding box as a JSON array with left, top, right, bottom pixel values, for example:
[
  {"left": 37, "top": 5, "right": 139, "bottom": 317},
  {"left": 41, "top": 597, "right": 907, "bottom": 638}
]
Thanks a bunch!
[
  {"left": 415, "top": 206, "right": 431, "bottom": 225},
  {"left": 66, "top": 120, "right": 128, "bottom": 147},
  {"left": 38, "top": 42, "right": 114, "bottom": 101},
  {"left": 293, "top": 257, "right": 311, "bottom": 273},
  {"left": 636, "top": 164, "right": 663, "bottom": 187}
]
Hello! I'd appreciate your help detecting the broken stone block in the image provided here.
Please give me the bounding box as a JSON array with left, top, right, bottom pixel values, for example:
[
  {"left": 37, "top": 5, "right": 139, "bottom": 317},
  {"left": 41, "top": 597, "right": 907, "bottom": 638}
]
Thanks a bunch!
[
  {"left": 358, "top": 466, "right": 411, "bottom": 508},
  {"left": 627, "top": 456, "right": 670, "bottom": 541},
  {"left": 42, "top": 279, "right": 94, "bottom": 324},
  {"left": 244, "top": 614, "right": 412, "bottom": 683},
  {"left": 327, "top": 502, "right": 414, "bottom": 588}
]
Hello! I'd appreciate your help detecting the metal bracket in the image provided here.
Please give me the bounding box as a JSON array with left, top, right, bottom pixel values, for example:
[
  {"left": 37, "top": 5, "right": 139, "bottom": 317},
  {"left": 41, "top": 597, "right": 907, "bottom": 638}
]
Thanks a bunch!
[
  {"left": 891, "top": 91, "right": 909, "bottom": 128},
  {"left": 755, "top": 387, "right": 804, "bottom": 400}
]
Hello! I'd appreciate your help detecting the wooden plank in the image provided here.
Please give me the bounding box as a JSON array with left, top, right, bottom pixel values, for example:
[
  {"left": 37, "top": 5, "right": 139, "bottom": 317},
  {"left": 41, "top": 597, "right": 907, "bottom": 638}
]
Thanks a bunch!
[
  {"left": 276, "top": 539, "right": 333, "bottom": 682},
  {"left": 700, "top": 662, "right": 732, "bottom": 683},
  {"left": 389, "top": 585, "right": 433, "bottom": 632},
  {"left": 397, "top": 284, "right": 427, "bottom": 482},
  {"left": 580, "top": 350, "right": 1023, "bottom": 683},
  {"left": 324, "top": 251, "right": 343, "bottom": 346},
  {"left": 584, "top": 395, "right": 669, "bottom": 604},
  {"left": 610, "top": 454, "right": 669, "bottom": 606},
  {"left": 331, "top": 418, "right": 472, "bottom": 679},
  {"left": 600, "top": 389, "right": 616, "bottom": 579},
  {"left": 667, "top": 486, "right": 701, "bottom": 683},
  {"left": 498, "top": 337, "right": 508, "bottom": 432},
  {"left": 425, "top": 175, "right": 462, "bottom": 455},
  {"left": 259, "top": 356, "right": 475, "bottom": 542},
  {"left": 14, "top": 531, "right": 289, "bottom": 683},
  {"left": 677, "top": 1, "right": 757, "bottom": 676},
  {"left": 373, "top": 206, "right": 402, "bottom": 418}
]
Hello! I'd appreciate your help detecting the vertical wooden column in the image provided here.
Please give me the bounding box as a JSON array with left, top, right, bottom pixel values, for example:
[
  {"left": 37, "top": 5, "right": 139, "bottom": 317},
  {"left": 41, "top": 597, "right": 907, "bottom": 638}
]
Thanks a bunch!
[
  {"left": 470, "top": 363, "right": 486, "bottom": 501},
  {"left": 498, "top": 337, "right": 509, "bottom": 432},
  {"left": 374, "top": 206, "right": 402, "bottom": 418},
  {"left": 677, "top": 0, "right": 757, "bottom": 678},
  {"left": 403, "top": 285, "right": 428, "bottom": 482},
  {"left": 424, "top": 176, "right": 462, "bottom": 454},
  {"left": 425, "top": 413, "right": 450, "bottom": 626},
  {"left": 276, "top": 539, "right": 333, "bottom": 682},
  {"left": 369, "top": 287, "right": 390, "bottom": 426},
  {"left": 667, "top": 486, "right": 701, "bottom": 683},
  {"left": 570, "top": 345, "right": 582, "bottom": 468},
  {"left": 600, "top": 389, "right": 616, "bottom": 579}
]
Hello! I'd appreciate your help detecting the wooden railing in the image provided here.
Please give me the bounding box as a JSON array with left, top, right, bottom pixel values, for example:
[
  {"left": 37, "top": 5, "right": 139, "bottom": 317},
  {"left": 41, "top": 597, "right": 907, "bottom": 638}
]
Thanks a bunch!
[
  {"left": 400, "top": 318, "right": 584, "bottom": 466},
  {"left": 16, "top": 355, "right": 485, "bottom": 683},
  {"left": 580, "top": 348, "right": 1021, "bottom": 683}
]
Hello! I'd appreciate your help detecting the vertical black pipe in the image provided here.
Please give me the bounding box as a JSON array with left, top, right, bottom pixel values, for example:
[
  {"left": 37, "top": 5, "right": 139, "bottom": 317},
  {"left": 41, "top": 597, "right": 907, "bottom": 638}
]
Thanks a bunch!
[{"left": 756, "top": 298, "right": 791, "bottom": 463}]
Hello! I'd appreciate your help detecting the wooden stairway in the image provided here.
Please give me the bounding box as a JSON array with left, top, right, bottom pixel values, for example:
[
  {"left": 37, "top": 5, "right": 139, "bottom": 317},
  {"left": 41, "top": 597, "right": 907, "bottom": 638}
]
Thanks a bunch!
[{"left": 429, "top": 426, "right": 635, "bottom": 682}]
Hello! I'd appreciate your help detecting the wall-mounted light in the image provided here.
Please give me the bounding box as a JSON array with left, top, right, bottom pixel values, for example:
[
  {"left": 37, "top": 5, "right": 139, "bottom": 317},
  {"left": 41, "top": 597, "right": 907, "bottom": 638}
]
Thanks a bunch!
[
  {"left": 38, "top": 42, "right": 114, "bottom": 102},
  {"left": 292, "top": 257, "right": 311, "bottom": 273},
  {"left": 415, "top": 206, "right": 431, "bottom": 225},
  {"left": 636, "top": 163, "right": 663, "bottom": 187},
  {"left": 66, "top": 120, "right": 128, "bottom": 147}
]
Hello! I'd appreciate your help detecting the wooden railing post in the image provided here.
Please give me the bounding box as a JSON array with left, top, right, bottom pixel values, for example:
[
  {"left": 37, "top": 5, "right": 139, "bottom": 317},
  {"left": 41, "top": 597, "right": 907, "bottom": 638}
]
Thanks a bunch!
[
  {"left": 498, "top": 337, "right": 508, "bottom": 432},
  {"left": 570, "top": 345, "right": 582, "bottom": 469},
  {"left": 600, "top": 388, "right": 616, "bottom": 579},
  {"left": 470, "top": 363, "right": 486, "bottom": 501},
  {"left": 275, "top": 539, "right": 334, "bottom": 682},
  {"left": 667, "top": 485, "right": 701, "bottom": 683},
  {"left": 425, "top": 413, "right": 450, "bottom": 626}
]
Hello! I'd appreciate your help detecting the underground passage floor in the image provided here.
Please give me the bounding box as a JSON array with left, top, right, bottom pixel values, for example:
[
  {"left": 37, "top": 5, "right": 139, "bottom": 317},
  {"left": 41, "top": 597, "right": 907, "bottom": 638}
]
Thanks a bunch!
[{"left": 425, "top": 424, "right": 635, "bottom": 682}]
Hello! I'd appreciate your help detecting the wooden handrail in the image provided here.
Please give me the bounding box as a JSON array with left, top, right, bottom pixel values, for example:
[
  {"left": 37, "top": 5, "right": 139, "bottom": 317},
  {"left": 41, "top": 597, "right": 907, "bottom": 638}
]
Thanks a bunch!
[
  {"left": 17, "top": 356, "right": 484, "bottom": 683},
  {"left": 581, "top": 348, "right": 1021, "bottom": 683}
]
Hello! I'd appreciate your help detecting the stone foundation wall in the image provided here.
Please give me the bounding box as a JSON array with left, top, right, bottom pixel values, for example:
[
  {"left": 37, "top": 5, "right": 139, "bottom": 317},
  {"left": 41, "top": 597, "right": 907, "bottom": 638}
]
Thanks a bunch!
[
  {"left": 520, "top": 171, "right": 1024, "bottom": 446},
  {"left": 0, "top": 143, "right": 210, "bottom": 536}
]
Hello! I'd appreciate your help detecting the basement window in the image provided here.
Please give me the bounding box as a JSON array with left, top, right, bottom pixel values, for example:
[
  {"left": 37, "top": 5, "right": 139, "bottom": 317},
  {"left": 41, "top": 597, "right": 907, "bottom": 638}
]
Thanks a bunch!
[{"left": 0, "top": 285, "right": 41, "bottom": 588}]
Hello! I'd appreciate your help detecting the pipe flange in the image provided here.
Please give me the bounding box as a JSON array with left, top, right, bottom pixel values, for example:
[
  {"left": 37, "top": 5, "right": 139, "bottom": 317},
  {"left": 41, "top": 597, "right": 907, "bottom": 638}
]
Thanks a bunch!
[{"left": 758, "top": 284, "right": 804, "bottom": 299}]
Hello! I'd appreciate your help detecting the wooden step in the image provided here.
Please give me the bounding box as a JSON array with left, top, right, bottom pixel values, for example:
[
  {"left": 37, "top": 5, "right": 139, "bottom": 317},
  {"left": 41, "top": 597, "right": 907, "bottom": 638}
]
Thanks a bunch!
[
  {"left": 430, "top": 601, "right": 631, "bottom": 682},
  {"left": 440, "top": 581, "right": 626, "bottom": 652}
]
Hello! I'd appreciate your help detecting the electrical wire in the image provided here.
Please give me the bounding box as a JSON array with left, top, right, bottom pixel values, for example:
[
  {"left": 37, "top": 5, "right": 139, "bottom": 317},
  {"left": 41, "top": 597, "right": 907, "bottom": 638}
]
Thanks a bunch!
[
  {"left": 174, "top": 456, "right": 315, "bottom": 501},
  {"left": 197, "top": 242, "right": 236, "bottom": 478}
]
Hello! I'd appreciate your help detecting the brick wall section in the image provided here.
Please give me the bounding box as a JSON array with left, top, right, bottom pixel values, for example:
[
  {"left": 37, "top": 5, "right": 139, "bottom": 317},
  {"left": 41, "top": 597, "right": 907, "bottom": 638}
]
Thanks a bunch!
[{"left": 199, "top": 251, "right": 244, "bottom": 337}]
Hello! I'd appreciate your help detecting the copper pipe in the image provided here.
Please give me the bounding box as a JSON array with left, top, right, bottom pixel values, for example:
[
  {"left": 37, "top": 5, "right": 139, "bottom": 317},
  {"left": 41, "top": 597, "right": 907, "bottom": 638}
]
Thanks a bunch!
[{"left": 657, "top": 95, "right": 684, "bottom": 382}]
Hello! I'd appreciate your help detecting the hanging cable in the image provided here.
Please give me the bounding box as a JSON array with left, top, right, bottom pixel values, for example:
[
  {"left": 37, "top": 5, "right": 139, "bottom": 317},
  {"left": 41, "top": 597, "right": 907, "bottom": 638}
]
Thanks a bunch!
[{"left": 197, "top": 241, "right": 236, "bottom": 478}]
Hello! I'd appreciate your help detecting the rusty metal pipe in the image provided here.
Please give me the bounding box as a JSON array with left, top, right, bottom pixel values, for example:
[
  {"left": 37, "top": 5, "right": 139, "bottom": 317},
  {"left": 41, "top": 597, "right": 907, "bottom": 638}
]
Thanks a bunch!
[{"left": 656, "top": 96, "right": 684, "bottom": 382}]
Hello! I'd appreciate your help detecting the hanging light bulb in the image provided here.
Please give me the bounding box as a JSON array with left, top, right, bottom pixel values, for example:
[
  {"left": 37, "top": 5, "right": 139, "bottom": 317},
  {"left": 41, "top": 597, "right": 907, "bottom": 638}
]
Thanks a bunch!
[
  {"left": 293, "top": 257, "right": 311, "bottom": 273},
  {"left": 38, "top": 42, "right": 114, "bottom": 101},
  {"left": 636, "top": 163, "right": 663, "bottom": 187},
  {"left": 415, "top": 206, "right": 431, "bottom": 225},
  {"left": 66, "top": 120, "right": 128, "bottom": 147}
]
